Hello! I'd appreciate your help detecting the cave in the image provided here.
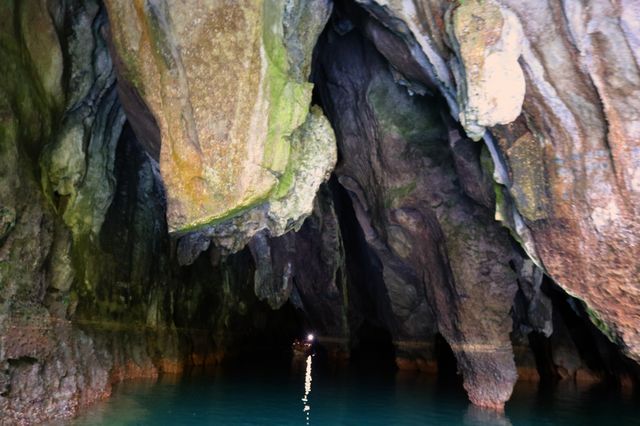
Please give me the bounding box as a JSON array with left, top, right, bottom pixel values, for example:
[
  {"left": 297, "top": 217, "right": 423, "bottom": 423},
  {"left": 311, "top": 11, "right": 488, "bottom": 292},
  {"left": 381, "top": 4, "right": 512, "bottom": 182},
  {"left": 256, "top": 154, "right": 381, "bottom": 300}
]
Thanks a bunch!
[{"left": 1, "top": 0, "right": 639, "bottom": 424}]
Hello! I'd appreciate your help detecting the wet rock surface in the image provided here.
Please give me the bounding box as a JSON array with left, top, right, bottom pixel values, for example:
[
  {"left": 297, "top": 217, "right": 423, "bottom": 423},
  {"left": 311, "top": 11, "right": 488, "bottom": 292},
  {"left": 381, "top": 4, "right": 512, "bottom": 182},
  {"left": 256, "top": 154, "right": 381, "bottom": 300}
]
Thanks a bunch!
[
  {"left": 0, "top": 0, "right": 639, "bottom": 423},
  {"left": 104, "top": 0, "right": 336, "bottom": 243},
  {"left": 0, "top": 2, "right": 300, "bottom": 423},
  {"left": 355, "top": 0, "right": 640, "bottom": 363}
]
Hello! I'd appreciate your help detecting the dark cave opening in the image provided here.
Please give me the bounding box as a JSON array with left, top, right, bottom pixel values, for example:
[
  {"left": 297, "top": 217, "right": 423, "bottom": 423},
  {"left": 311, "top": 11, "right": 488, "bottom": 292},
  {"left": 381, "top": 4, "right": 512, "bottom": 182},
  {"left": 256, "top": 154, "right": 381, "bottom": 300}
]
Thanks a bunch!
[
  {"left": 349, "top": 320, "right": 396, "bottom": 371},
  {"left": 308, "top": 0, "right": 640, "bottom": 393},
  {"left": 518, "top": 275, "right": 640, "bottom": 388},
  {"left": 87, "top": 0, "right": 640, "bottom": 392},
  {"left": 434, "top": 333, "right": 461, "bottom": 386},
  {"left": 330, "top": 176, "right": 396, "bottom": 337},
  {"left": 2, "top": 0, "right": 640, "bottom": 423},
  {"left": 527, "top": 330, "right": 557, "bottom": 385},
  {"left": 542, "top": 278, "right": 640, "bottom": 386}
]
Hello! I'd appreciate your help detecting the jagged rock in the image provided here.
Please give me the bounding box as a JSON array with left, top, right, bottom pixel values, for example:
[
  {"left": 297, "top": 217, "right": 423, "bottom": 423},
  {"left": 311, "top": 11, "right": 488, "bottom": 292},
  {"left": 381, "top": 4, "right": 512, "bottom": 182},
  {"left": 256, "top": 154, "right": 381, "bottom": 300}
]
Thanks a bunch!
[
  {"left": 494, "top": 0, "right": 640, "bottom": 364},
  {"left": 550, "top": 310, "right": 583, "bottom": 380},
  {"left": 356, "top": 0, "right": 640, "bottom": 366},
  {"left": 41, "top": 2, "right": 125, "bottom": 240},
  {"left": 0, "top": 2, "right": 162, "bottom": 421},
  {"left": 0, "top": 2, "right": 306, "bottom": 422},
  {"left": 249, "top": 231, "right": 295, "bottom": 310},
  {"left": 0, "top": 0, "right": 68, "bottom": 417},
  {"left": 514, "top": 259, "right": 552, "bottom": 337},
  {"left": 1, "top": 0, "right": 640, "bottom": 422},
  {"left": 176, "top": 105, "right": 337, "bottom": 260},
  {"left": 246, "top": 184, "right": 350, "bottom": 355},
  {"left": 288, "top": 184, "right": 351, "bottom": 355},
  {"left": 105, "top": 0, "right": 336, "bottom": 248}
]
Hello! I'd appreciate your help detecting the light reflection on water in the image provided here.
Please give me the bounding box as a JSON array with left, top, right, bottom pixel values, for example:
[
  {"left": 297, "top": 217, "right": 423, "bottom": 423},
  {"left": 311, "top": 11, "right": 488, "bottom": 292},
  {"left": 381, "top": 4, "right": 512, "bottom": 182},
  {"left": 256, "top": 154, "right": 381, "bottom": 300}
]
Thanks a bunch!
[
  {"left": 60, "top": 359, "right": 640, "bottom": 426},
  {"left": 302, "top": 355, "right": 313, "bottom": 425}
]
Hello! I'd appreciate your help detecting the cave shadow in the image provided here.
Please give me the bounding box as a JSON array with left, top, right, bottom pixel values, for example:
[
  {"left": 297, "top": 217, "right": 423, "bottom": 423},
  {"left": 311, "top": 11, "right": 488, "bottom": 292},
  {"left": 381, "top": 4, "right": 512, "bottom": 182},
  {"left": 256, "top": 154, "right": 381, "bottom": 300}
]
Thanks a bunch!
[
  {"left": 434, "top": 333, "right": 465, "bottom": 391},
  {"left": 349, "top": 320, "right": 396, "bottom": 373}
]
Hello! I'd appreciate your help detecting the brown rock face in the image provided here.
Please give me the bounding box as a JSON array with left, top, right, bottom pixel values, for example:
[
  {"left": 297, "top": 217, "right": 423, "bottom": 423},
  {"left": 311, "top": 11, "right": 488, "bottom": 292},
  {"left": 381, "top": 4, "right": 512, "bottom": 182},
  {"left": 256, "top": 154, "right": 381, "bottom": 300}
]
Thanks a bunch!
[
  {"left": 2, "top": 0, "right": 640, "bottom": 421},
  {"left": 355, "top": 0, "right": 640, "bottom": 362},
  {"left": 315, "top": 23, "right": 522, "bottom": 409},
  {"left": 497, "top": 0, "right": 640, "bottom": 363},
  {"left": 104, "top": 0, "right": 335, "bottom": 238}
]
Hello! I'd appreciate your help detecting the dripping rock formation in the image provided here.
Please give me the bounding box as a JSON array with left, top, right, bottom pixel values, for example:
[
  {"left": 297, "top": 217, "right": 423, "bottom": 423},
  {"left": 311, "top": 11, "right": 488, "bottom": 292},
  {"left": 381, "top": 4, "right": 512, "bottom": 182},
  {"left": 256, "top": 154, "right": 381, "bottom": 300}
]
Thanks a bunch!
[{"left": 0, "top": 0, "right": 638, "bottom": 422}]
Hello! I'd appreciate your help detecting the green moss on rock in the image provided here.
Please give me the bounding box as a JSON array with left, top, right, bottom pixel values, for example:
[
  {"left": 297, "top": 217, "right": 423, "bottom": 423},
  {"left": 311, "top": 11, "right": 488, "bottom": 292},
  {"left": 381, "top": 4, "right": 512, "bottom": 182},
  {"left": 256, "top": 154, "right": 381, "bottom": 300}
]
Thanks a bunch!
[
  {"left": 262, "top": 0, "right": 313, "bottom": 179},
  {"left": 385, "top": 181, "right": 417, "bottom": 208},
  {"left": 585, "top": 304, "right": 619, "bottom": 344},
  {"left": 105, "top": 0, "right": 331, "bottom": 239},
  {"left": 367, "top": 76, "right": 446, "bottom": 153}
]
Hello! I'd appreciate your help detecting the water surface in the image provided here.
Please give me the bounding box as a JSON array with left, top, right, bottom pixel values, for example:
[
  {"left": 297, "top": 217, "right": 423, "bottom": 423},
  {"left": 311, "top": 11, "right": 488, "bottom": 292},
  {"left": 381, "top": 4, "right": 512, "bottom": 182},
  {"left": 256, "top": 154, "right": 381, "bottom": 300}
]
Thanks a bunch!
[{"left": 68, "top": 356, "right": 639, "bottom": 425}]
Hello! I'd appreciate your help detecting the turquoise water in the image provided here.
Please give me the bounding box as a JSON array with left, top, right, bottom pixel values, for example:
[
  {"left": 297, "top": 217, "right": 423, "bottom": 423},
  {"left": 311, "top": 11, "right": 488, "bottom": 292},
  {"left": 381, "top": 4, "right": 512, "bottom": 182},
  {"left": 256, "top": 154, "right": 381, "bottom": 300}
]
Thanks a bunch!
[{"left": 68, "top": 356, "right": 639, "bottom": 426}]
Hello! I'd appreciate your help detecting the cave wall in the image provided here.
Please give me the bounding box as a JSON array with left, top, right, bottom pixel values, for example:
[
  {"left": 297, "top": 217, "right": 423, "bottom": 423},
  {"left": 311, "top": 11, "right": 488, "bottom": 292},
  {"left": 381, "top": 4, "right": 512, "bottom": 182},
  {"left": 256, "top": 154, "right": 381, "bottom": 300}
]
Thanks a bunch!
[
  {"left": 104, "top": 0, "right": 337, "bottom": 248},
  {"left": 352, "top": 0, "right": 640, "bottom": 363},
  {"left": 0, "top": 0, "right": 639, "bottom": 423},
  {"left": 0, "top": 1, "right": 300, "bottom": 423},
  {"left": 314, "top": 17, "right": 524, "bottom": 408}
]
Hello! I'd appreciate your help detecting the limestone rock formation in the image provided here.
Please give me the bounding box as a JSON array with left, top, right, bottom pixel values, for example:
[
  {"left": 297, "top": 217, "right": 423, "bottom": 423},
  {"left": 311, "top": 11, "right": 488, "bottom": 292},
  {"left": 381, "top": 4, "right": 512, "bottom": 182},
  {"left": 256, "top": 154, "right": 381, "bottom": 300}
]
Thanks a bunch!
[
  {"left": 1, "top": 0, "right": 640, "bottom": 422},
  {"left": 104, "top": 0, "right": 336, "bottom": 247},
  {"left": 0, "top": 1, "right": 115, "bottom": 421},
  {"left": 249, "top": 184, "right": 351, "bottom": 355},
  {"left": 447, "top": 0, "right": 526, "bottom": 140},
  {"left": 0, "top": 2, "right": 303, "bottom": 422},
  {"left": 315, "top": 21, "right": 522, "bottom": 409},
  {"left": 355, "top": 0, "right": 640, "bottom": 365},
  {"left": 176, "top": 105, "right": 336, "bottom": 259}
]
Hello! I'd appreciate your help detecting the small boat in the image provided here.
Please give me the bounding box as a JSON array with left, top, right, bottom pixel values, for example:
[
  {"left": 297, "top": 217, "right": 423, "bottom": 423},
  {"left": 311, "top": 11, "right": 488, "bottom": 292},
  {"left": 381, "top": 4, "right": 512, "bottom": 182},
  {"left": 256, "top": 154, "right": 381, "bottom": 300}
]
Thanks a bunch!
[{"left": 292, "top": 334, "right": 315, "bottom": 357}]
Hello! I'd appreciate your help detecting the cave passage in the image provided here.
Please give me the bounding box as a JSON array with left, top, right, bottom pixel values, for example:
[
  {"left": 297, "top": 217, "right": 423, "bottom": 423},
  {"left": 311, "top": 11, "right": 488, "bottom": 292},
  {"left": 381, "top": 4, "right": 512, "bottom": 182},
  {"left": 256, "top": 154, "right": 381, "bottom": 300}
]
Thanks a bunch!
[{"left": 1, "top": 0, "right": 639, "bottom": 424}]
